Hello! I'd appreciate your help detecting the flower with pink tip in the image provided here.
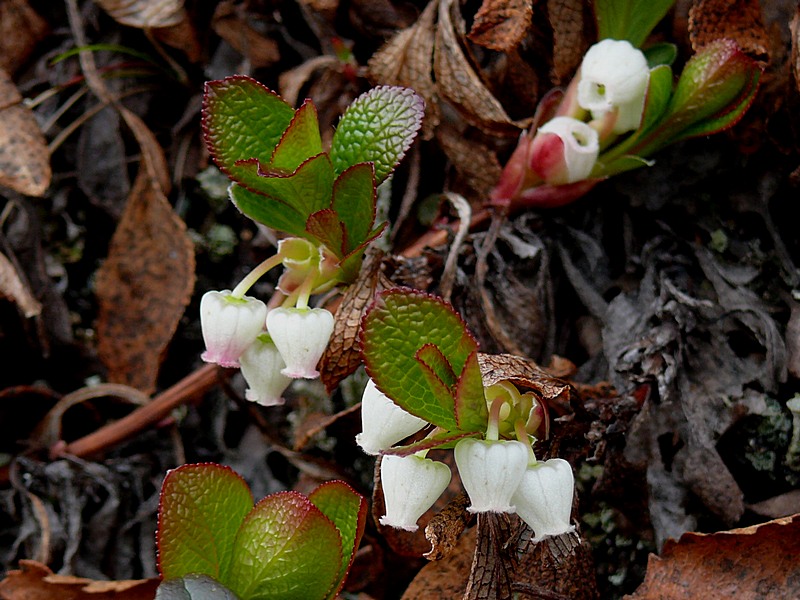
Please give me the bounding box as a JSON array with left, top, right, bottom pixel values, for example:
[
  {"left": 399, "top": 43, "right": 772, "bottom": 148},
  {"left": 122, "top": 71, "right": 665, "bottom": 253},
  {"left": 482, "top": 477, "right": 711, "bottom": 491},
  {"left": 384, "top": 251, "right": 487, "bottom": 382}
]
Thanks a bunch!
[
  {"left": 511, "top": 458, "right": 576, "bottom": 542},
  {"left": 529, "top": 117, "right": 599, "bottom": 185},
  {"left": 379, "top": 454, "right": 451, "bottom": 531},
  {"left": 266, "top": 307, "right": 334, "bottom": 379},
  {"left": 200, "top": 290, "right": 267, "bottom": 368},
  {"left": 239, "top": 334, "right": 292, "bottom": 406}
]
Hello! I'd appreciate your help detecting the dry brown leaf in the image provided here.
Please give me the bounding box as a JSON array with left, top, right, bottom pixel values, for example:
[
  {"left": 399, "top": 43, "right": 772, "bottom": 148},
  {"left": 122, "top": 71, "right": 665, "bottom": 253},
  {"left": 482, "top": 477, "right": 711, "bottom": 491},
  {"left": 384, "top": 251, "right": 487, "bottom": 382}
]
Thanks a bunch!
[
  {"left": 0, "top": 250, "right": 41, "bottom": 318},
  {"left": 95, "top": 161, "right": 194, "bottom": 394},
  {"left": 212, "top": 1, "right": 280, "bottom": 68},
  {"left": 367, "top": 0, "right": 440, "bottom": 139},
  {"left": 401, "top": 526, "right": 475, "bottom": 599},
  {"left": 0, "top": 0, "right": 49, "bottom": 74},
  {"left": 436, "top": 126, "right": 502, "bottom": 197},
  {"left": 93, "top": 0, "right": 185, "bottom": 28},
  {"left": 688, "top": 0, "right": 769, "bottom": 61},
  {"left": 791, "top": 7, "right": 800, "bottom": 94},
  {"left": 434, "top": 0, "right": 527, "bottom": 135},
  {"left": 626, "top": 515, "right": 800, "bottom": 600},
  {"left": 547, "top": 0, "right": 590, "bottom": 83},
  {"left": 0, "top": 559, "right": 159, "bottom": 600},
  {"left": 0, "top": 69, "right": 51, "bottom": 197},
  {"left": 478, "top": 352, "right": 573, "bottom": 413},
  {"left": 319, "top": 249, "right": 388, "bottom": 393},
  {"left": 467, "top": 0, "right": 533, "bottom": 52},
  {"left": 423, "top": 492, "right": 471, "bottom": 560}
]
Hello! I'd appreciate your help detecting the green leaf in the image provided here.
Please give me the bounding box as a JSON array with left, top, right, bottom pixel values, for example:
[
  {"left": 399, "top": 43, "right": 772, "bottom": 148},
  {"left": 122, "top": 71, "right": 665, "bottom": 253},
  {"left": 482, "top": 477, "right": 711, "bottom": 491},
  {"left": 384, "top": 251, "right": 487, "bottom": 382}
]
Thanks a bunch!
[
  {"left": 229, "top": 184, "right": 308, "bottom": 239},
  {"left": 270, "top": 99, "right": 323, "bottom": 172},
  {"left": 306, "top": 209, "right": 345, "bottom": 256},
  {"left": 673, "top": 77, "right": 759, "bottom": 141},
  {"left": 331, "top": 164, "right": 376, "bottom": 255},
  {"left": 335, "top": 222, "right": 387, "bottom": 284},
  {"left": 330, "top": 86, "right": 424, "bottom": 183},
  {"left": 308, "top": 481, "right": 368, "bottom": 600},
  {"left": 416, "top": 343, "right": 457, "bottom": 387},
  {"left": 228, "top": 492, "right": 342, "bottom": 600},
  {"left": 157, "top": 464, "right": 253, "bottom": 583},
  {"left": 203, "top": 76, "right": 295, "bottom": 177},
  {"left": 382, "top": 430, "right": 479, "bottom": 456},
  {"left": 644, "top": 42, "right": 677, "bottom": 67},
  {"left": 594, "top": 0, "right": 675, "bottom": 47},
  {"left": 156, "top": 574, "right": 240, "bottom": 600},
  {"left": 361, "top": 289, "right": 485, "bottom": 431},
  {"left": 453, "top": 350, "right": 488, "bottom": 431}
]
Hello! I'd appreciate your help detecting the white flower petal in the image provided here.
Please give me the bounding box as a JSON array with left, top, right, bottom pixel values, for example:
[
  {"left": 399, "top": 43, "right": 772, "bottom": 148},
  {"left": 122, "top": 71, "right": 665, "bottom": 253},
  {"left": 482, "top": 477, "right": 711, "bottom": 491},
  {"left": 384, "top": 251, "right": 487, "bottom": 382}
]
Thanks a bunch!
[
  {"left": 379, "top": 454, "right": 451, "bottom": 531},
  {"left": 537, "top": 117, "right": 599, "bottom": 183},
  {"left": 511, "top": 458, "right": 575, "bottom": 542},
  {"left": 266, "top": 307, "right": 334, "bottom": 379},
  {"left": 454, "top": 439, "right": 529, "bottom": 514},
  {"left": 239, "top": 336, "right": 292, "bottom": 406},
  {"left": 356, "top": 379, "right": 428, "bottom": 455},
  {"left": 200, "top": 290, "right": 267, "bottom": 368}
]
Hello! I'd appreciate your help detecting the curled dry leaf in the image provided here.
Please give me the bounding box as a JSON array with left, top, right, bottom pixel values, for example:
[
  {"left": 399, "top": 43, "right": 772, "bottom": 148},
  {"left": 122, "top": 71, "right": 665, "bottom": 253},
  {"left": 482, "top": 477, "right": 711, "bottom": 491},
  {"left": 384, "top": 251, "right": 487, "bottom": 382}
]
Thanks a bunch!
[
  {"left": 478, "top": 352, "right": 573, "bottom": 412},
  {"left": 402, "top": 526, "right": 475, "bottom": 599},
  {"left": 791, "top": 7, "right": 800, "bottom": 94},
  {"left": 92, "top": 0, "right": 186, "bottom": 28},
  {"left": 319, "top": 248, "right": 389, "bottom": 393},
  {"left": 0, "top": 0, "right": 49, "bottom": 74},
  {"left": 626, "top": 515, "right": 800, "bottom": 600},
  {"left": 467, "top": 0, "right": 533, "bottom": 53},
  {"left": 0, "top": 69, "right": 51, "bottom": 197},
  {"left": 212, "top": 0, "right": 280, "bottom": 69},
  {"left": 423, "top": 491, "right": 471, "bottom": 560},
  {"left": 0, "top": 250, "right": 41, "bottom": 318},
  {"left": 0, "top": 559, "right": 159, "bottom": 600},
  {"left": 435, "top": 0, "right": 527, "bottom": 135},
  {"left": 688, "top": 0, "right": 769, "bottom": 62},
  {"left": 436, "top": 126, "right": 502, "bottom": 197},
  {"left": 367, "top": 0, "right": 440, "bottom": 138}
]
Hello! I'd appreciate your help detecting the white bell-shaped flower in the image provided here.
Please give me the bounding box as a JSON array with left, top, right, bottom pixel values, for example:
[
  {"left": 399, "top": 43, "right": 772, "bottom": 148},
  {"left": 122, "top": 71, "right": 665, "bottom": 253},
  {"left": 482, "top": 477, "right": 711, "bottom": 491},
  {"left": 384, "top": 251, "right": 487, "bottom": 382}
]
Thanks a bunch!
[
  {"left": 454, "top": 439, "right": 529, "bottom": 514},
  {"left": 200, "top": 290, "right": 267, "bottom": 368},
  {"left": 239, "top": 334, "right": 292, "bottom": 406},
  {"left": 511, "top": 458, "right": 576, "bottom": 542},
  {"left": 577, "top": 39, "right": 650, "bottom": 133},
  {"left": 266, "top": 307, "right": 334, "bottom": 379},
  {"left": 356, "top": 379, "right": 428, "bottom": 455},
  {"left": 379, "top": 454, "right": 451, "bottom": 531},
  {"left": 531, "top": 117, "right": 599, "bottom": 185}
]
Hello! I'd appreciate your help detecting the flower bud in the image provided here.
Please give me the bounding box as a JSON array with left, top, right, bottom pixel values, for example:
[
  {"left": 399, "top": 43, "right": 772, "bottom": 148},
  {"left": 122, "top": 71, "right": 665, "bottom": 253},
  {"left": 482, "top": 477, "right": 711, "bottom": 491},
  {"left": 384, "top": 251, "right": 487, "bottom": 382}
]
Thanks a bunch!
[
  {"left": 356, "top": 379, "right": 428, "bottom": 455},
  {"left": 578, "top": 39, "right": 650, "bottom": 133},
  {"left": 379, "top": 454, "right": 451, "bottom": 531},
  {"left": 511, "top": 458, "right": 575, "bottom": 542},
  {"left": 239, "top": 334, "right": 292, "bottom": 406},
  {"left": 200, "top": 290, "right": 267, "bottom": 368},
  {"left": 529, "top": 117, "right": 599, "bottom": 185},
  {"left": 266, "top": 307, "right": 334, "bottom": 379},
  {"left": 454, "top": 439, "right": 529, "bottom": 514}
]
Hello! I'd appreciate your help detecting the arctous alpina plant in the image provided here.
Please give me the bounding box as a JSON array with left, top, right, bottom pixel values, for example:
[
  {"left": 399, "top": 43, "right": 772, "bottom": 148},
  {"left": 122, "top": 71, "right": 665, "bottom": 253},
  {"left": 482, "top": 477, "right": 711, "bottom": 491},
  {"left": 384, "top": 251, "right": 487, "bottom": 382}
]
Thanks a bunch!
[
  {"left": 197, "top": 77, "right": 423, "bottom": 400},
  {"left": 358, "top": 288, "right": 576, "bottom": 547},
  {"left": 491, "top": 0, "right": 762, "bottom": 209}
]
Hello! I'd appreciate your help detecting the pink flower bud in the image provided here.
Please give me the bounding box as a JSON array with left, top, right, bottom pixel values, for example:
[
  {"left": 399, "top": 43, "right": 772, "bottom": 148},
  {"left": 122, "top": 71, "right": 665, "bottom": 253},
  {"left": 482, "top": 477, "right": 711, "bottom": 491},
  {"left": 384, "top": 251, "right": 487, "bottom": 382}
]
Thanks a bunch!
[
  {"left": 511, "top": 458, "right": 575, "bottom": 542},
  {"left": 200, "top": 290, "right": 267, "bottom": 368},
  {"left": 379, "top": 454, "right": 451, "bottom": 531},
  {"left": 529, "top": 117, "right": 599, "bottom": 185},
  {"left": 266, "top": 307, "right": 334, "bottom": 379}
]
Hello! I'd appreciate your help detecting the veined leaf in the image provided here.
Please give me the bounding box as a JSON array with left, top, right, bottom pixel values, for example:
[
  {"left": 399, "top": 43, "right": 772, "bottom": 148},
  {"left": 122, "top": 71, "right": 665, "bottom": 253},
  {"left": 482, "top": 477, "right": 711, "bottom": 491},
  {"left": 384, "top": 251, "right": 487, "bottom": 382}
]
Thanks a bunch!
[
  {"left": 306, "top": 209, "right": 345, "bottom": 257},
  {"left": 270, "top": 99, "right": 323, "bottom": 172},
  {"left": 331, "top": 163, "right": 376, "bottom": 255},
  {"left": 229, "top": 184, "right": 308, "bottom": 239},
  {"left": 594, "top": 0, "right": 675, "bottom": 48},
  {"left": 203, "top": 76, "right": 295, "bottom": 176},
  {"left": 330, "top": 86, "right": 424, "bottom": 183},
  {"left": 157, "top": 464, "right": 253, "bottom": 583},
  {"left": 228, "top": 492, "right": 342, "bottom": 600},
  {"left": 308, "top": 482, "right": 368, "bottom": 600},
  {"left": 155, "top": 574, "right": 240, "bottom": 600}
]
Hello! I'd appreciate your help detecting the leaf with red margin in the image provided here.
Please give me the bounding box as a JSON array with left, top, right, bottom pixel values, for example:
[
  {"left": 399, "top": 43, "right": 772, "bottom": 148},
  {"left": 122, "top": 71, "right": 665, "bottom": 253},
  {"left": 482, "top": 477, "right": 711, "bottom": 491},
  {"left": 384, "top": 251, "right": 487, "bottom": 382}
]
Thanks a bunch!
[
  {"left": 157, "top": 464, "right": 253, "bottom": 582},
  {"left": 382, "top": 430, "right": 479, "bottom": 456},
  {"left": 306, "top": 208, "right": 346, "bottom": 257},
  {"left": 228, "top": 491, "right": 342, "bottom": 600},
  {"left": 308, "top": 481, "right": 368, "bottom": 600},
  {"left": 331, "top": 163, "right": 376, "bottom": 255},
  {"left": 270, "top": 99, "right": 323, "bottom": 172}
]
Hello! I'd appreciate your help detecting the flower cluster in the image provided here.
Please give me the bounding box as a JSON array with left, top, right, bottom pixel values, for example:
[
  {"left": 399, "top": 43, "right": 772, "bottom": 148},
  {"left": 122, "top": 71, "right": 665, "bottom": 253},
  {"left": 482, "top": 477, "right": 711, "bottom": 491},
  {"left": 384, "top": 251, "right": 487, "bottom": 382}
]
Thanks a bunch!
[
  {"left": 357, "top": 378, "right": 575, "bottom": 542},
  {"left": 199, "top": 237, "right": 337, "bottom": 405}
]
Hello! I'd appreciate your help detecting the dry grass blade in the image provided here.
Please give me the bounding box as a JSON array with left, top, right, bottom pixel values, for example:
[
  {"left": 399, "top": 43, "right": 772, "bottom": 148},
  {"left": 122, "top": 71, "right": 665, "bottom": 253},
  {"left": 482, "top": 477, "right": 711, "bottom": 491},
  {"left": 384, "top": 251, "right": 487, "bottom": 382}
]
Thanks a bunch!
[{"left": 0, "top": 250, "right": 41, "bottom": 318}]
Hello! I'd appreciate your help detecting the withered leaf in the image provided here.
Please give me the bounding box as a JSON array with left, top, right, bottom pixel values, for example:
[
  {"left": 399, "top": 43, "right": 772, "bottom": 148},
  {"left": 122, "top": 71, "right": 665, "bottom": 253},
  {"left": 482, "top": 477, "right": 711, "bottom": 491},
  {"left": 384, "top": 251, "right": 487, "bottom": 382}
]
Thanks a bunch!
[
  {"left": 436, "top": 126, "right": 502, "bottom": 197},
  {"left": 424, "top": 492, "right": 471, "bottom": 560},
  {"left": 478, "top": 352, "right": 573, "bottom": 412},
  {"left": 367, "top": 0, "right": 440, "bottom": 139},
  {"left": 93, "top": 0, "right": 186, "bottom": 28},
  {"left": 547, "top": 0, "right": 590, "bottom": 83},
  {"left": 402, "top": 526, "right": 475, "bottom": 599},
  {"left": 319, "top": 248, "right": 388, "bottom": 393},
  {"left": 468, "top": 0, "right": 533, "bottom": 53},
  {"left": 212, "top": 0, "right": 280, "bottom": 69},
  {"left": 791, "top": 7, "right": 800, "bottom": 94},
  {"left": 0, "top": 69, "right": 51, "bottom": 197},
  {"left": 0, "top": 0, "right": 49, "bottom": 74},
  {"left": 0, "top": 250, "right": 41, "bottom": 318},
  {"left": 0, "top": 559, "right": 159, "bottom": 600},
  {"left": 464, "top": 513, "right": 515, "bottom": 600},
  {"left": 95, "top": 161, "right": 195, "bottom": 395},
  {"left": 627, "top": 515, "right": 800, "bottom": 600},
  {"left": 434, "top": 0, "right": 527, "bottom": 135},
  {"left": 688, "top": 0, "right": 769, "bottom": 62}
]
